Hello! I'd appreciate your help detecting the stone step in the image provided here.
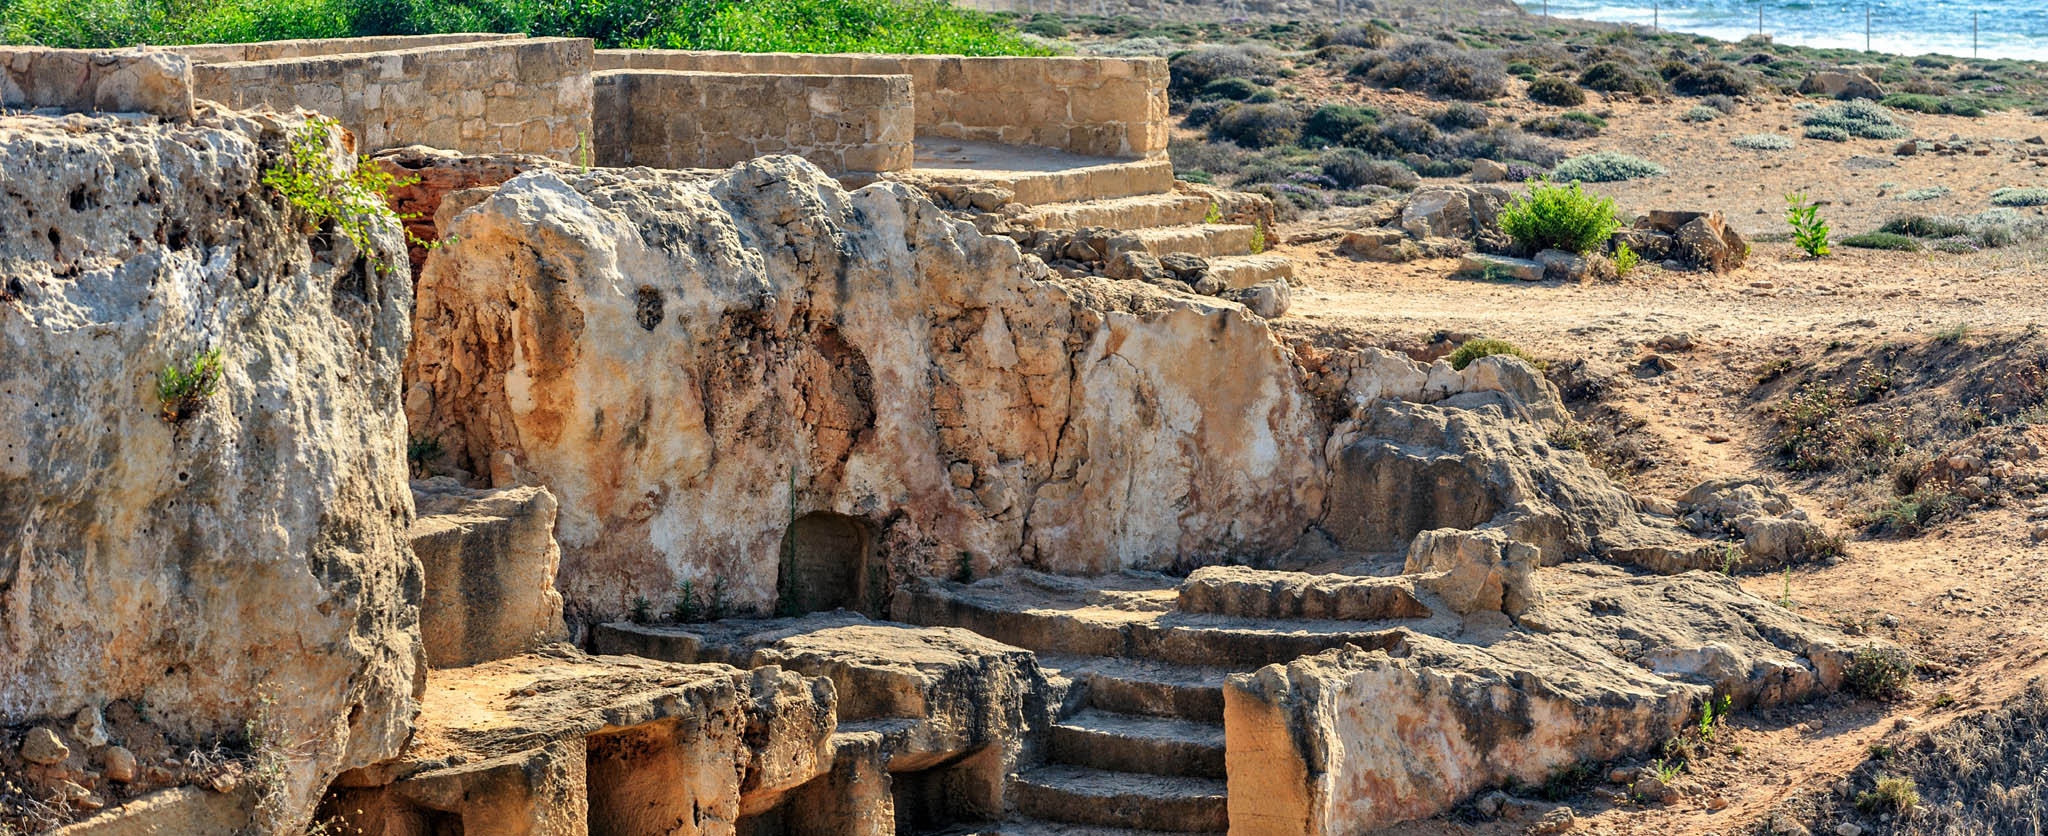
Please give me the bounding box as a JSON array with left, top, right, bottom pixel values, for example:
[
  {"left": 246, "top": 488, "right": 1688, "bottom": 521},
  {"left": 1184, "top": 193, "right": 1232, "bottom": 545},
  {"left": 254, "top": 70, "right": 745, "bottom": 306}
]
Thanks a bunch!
[
  {"left": 1016, "top": 193, "right": 1215, "bottom": 231},
  {"left": 898, "top": 581, "right": 1406, "bottom": 668},
  {"left": 1050, "top": 708, "right": 1224, "bottom": 779},
  {"left": 902, "top": 158, "right": 1176, "bottom": 206},
  {"left": 1036, "top": 653, "right": 1228, "bottom": 723},
  {"left": 1011, "top": 766, "right": 1227, "bottom": 833},
  {"left": 1132, "top": 224, "right": 1258, "bottom": 259},
  {"left": 1205, "top": 253, "right": 1294, "bottom": 290},
  {"left": 929, "top": 817, "right": 1212, "bottom": 835}
]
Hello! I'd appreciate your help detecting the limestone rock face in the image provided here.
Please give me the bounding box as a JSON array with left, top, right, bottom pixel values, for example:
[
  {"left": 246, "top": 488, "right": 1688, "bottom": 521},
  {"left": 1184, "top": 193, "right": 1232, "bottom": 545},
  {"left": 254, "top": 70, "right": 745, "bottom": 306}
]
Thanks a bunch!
[
  {"left": 406, "top": 157, "right": 1329, "bottom": 622},
  {"left": 0, "top": 111, "right": 421, "bottom": 825},
  {"left": 411, "top": 478, "right": 568, "bottom": 668}
]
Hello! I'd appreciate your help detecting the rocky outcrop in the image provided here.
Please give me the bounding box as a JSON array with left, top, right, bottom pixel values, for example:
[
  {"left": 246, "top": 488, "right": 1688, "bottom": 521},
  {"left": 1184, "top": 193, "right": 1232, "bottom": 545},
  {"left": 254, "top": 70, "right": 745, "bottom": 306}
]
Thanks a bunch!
[
  {"left": 1800, "top": 70, "right": 1884, "bottom": 101},
  {"left": 1676, "top": 478, "right": 1835, "bottom": 568},
  {"left": 1225, "top": 564, "right": 1867, "bottom": 836},
  {"left": 0, "top": 110, "right": 421, "bottom": 828},
  {"left": 405, "top": 157, "right": 1331, "bottom": 623},
  {"left": 411, "top": 479, "right": 568, "bottom": 668}
]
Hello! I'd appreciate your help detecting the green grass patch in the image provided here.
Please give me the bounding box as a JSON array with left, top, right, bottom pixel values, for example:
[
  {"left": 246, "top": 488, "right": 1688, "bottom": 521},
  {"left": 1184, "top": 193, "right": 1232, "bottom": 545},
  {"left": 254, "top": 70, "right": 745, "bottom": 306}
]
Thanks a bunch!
[{"left": 1841, "top": 231, "right": 1920, "bottom": 251}]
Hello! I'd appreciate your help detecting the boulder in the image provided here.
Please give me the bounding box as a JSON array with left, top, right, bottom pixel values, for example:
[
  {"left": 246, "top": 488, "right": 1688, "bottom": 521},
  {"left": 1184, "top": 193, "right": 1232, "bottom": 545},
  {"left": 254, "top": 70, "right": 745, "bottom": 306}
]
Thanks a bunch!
[
  {"left": 406, "top": 157, "right": 1332, "bottom": 620},
  {"left": 1403, "top": 528, "right": 1542, "bottom": 617},
  {"left": 1221, "top": 278, "right": 1292, "bottom": 318},
  {"left": 1401, "top": 185, "right": 1510, "bottom": 240},
  {"left": 1469, "top": 158, "right": 1509, "bottom": 184},
  {"left": 1677, "top": 478, "right": 1833, "bottom": 568},
  {"left": 1460, "top": 252, "right": 1544, "bottom": 281},
  {"left": 1158, "top": 252, "right": 1210, "bottom": 283},
  {"left": 1535, "top": 248, "right": 1591, "bottom": 282},
  {"left": 1799, "top": 70, "right": 1885, "bottom": 100},
  {"left": 1339, "top": 227, "right": 1421, "bottom": 262},
  {"left": 1675, "top": 214, "right": 1749, "bottom": 272},
  {"left": 1105, "top": 249, "right": 1170, "bottom": 283},
  {"left": 410, "top": 478, "right": 569, "bottom": 667},
  {"left": 1, "top": 111, "right": 421, "bottom": 827}
]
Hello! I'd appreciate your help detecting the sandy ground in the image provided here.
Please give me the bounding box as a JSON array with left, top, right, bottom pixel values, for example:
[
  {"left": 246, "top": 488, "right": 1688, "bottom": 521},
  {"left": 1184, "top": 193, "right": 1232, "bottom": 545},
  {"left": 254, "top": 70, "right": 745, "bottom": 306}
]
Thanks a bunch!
[{"left": 1269, "top": 93, "right": 2048, "bottom": 828}]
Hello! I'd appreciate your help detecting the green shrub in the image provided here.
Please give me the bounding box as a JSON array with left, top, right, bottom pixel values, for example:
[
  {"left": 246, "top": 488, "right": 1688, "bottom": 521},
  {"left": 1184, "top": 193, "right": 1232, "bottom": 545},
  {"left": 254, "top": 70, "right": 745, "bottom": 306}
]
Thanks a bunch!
[
  {"left": 1200, "top": 77, "right": 1262, "bottom": 100},
  {"left": 1302, "top": 103, "right": 1379, "bottom": 147},
  {"left": 1731, "top": 133, "right": 1794, "bottom": 150},
  {"left": 1613, "top": 241, "right": 1640, "bottom": 276},
  {"left": 263, "top": 116, "right": 423, "bottom": 258},
  {"left": 1020, "top": 17, "right": 1064, "bottom": 37},
  {"left": 1786, "top": 191, "right": 1831, "bottom": 258},
  {"left": 1170, "top": 44, "right": 1281, "bottom": 95},
  {"left": 1802, "top": 101, "right": 1910, "bottom": 140},
  {"left": 1499, "top": 179, "right": 1622, "bottom": 254},
  {"left": 1318, "top": 148, "right": 1416, "bottom": 190},
  {"left": 1522, "top": 112, "right": 1602, "bottom": 139},
  {"left": 1856, "top": 775, "right": 1922, "bottom": 813},
  {"left": 1844, "top": 646, "right": 1915, "bottom": 699},
  {"left": 1450, "top": 338, "right": 1543, "bottom": 371},
  {"left": 1681, "top": 104, "right": 1720, "bottom": 122},
  {"left": 1578, "top": 61, "right": 1657, "bottom": 95},
  {"left": 1209, "top": 103, "right": 1301, "bottom": 149},
  {"left": 1880, "top": 92, "right": 1942, "bottom": 113},
  {"left": 1990, "top": 187, "right": 2048, "bottom": 207},
  {"left": 1900, "top": 185, "right": 1949, "bottom": 201},
  {"left": 1842, "top": 231, "right": 1920, "bottom": 251},
  {"left": 1505, "top": 60, "right": 1539, "bottom": 80},
  {"left": 1311, "top": 22, "right": 1390, "bottom": 49},
  {"left": 1349, "top": 115, "right": 1440, "bottom": 156},
  {"left": 156, "top": 347, "right": 226, "bottom": 423},
  {"left": 1526, "top": 76, "right": 1585, "bottom": 106},
  {"left": 1669, "top": 61, "right": 1751, "bottom": 96},
  {"left": 1432, "top": 102, "right": 1491, "bottom": 131},
  {"left": 1550, "top": 151, "right": 1664, "bottom": 182},
  {"left": 1354, "top": 40, "right": 1507, "bottom": 101}
]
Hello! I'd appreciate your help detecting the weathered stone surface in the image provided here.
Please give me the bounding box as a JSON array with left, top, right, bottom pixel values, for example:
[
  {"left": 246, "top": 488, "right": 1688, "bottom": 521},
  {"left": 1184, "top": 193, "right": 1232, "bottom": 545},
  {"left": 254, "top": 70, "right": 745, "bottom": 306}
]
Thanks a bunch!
[
  {"left": 1338, "top": 227, "right": 1420, "bottom": 262},
  {"left": 372, "top": 145, "right": 560, "bottom": 277},
  {"left": 1677, "top": 478, "right": 1833, "bottom": 568},
  {"left": 46, "top": 786, "right": 253, "bottom": 836},
  {"left": 406, "top": 156, "right": 1330, "bottom": 622},
  {"left": 0, "top": 111, "right": 421, "bottom": 827},
  {"left": 22, "top": 727, "right": 69, "bottom": 765},
  {"left": 1799, "top": 70, "right": 1884, "bottom": 100},
  {"left": 1178, "top": 566, "right": 1432, "bottom": 621},
  {"left": 1402, "top": 527, "right": 1541, "bottom": 617},
  {"left": 0, "top": 47, "right": 193, "bottom": 118},
  {"left": 1220, "top": 278, "right": 1291, "bottom": 318},
  {"left": 1400, "top": 185, "right": 1509, "bottom": 240},
  {"left": 1535, "top": 248, "right": 1591, "bottom": 282},
  {"left": 1225, "top": 564, "right": 1868, "bottom": 836},
  {"left": 320, "top": 740, "right": 586, "bottom": 836},
  {"left": 1460, "top": 252, "right": 1543, "bottom": 281},
  {"left": 411, "top": 478, "right": 568, "bottom": 668},
  {"left": 1469, "top": 158, "right": 1508, "bottom": 183}
]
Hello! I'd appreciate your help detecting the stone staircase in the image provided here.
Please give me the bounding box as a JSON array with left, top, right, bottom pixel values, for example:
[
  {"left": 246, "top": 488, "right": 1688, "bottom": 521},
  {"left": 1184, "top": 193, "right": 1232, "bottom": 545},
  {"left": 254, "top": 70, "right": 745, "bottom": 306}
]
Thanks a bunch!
[
  {"left": 892, "top": 140, "right": 1295, "bottom": 301},
  {"left": 899, "top": 570, "right": 1449, "bottom": 836}
]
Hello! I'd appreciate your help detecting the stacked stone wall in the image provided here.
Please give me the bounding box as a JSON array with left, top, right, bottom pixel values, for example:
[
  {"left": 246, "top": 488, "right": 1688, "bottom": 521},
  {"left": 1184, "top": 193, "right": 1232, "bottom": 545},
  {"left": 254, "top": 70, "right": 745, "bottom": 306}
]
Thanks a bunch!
[
  {"left": 593, "top": 69, "right": 913, "bottom": 174},
  {"left": 0, "top": 47, "right": 193, "bottom": 118},
  {"left": 191, "top": 37, "right": 592, "bottom": 160},
  {"left": 596, "top": 49, "right": 1168, "bottom": 159}
]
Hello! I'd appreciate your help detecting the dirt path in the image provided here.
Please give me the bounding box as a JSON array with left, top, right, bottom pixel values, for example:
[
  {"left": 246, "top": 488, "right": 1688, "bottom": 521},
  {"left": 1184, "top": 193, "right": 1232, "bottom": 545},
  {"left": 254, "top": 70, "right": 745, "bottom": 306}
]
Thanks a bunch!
[{"left": 1278, "top": 231, "right": 2048, "bottom": 833}]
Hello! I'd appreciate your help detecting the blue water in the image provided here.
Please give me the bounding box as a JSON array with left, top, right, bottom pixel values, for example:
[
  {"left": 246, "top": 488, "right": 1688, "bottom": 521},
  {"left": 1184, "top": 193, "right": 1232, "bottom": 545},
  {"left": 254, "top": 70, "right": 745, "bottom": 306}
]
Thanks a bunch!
[{"left": 1517, "top": 0, "right": 2048, "bottom": 60}]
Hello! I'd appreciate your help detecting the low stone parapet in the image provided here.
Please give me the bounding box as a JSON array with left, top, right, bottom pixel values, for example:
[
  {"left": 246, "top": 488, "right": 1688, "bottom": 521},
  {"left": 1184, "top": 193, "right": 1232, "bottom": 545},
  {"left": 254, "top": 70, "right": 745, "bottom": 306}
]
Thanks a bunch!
[
  {"left": 191, "top": 36, "right": 592, "bottom": 160},
  {"left": 593, "top": 69, "right": 914, "bottom": 175},
  {"left": 597, "top": 49, "right": 1168, "bottom": 159},
  {"left": 0, "top": 47, "right": 193, "bottom": 118},
  {"left": 161, "top": 33, "right": 524, "bottom": 64}
]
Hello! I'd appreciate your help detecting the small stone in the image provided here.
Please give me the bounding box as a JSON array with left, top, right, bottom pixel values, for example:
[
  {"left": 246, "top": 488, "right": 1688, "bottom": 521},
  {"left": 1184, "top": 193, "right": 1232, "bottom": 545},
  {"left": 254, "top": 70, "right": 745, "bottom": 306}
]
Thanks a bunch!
[
  {"left": 73, "top": 705, "right": 108, "bottom": 749},
  {"left": 1705, "top": 794, "right": 1730, "bottom": 810},
  {"left": 1653, "top": 332, "right": 1695, "bottom": 352},
  {"left": 1470, "top": 158, "right": 1509, "bottom": 183},
  {"left": 1836, "top": 823, "right": 1863, "bottom": 836},
  {"left": 21, "top": 727, "right": 69, "bottom": 765},
  {"left": 948, "top": 462, "right": 975, "bottom": 489},
  {"left": 100, "top": 746, "right": 137, "bottom": 783},
  {"left": 1529, "top": 806, "right": 1578, "bottom": 834}
]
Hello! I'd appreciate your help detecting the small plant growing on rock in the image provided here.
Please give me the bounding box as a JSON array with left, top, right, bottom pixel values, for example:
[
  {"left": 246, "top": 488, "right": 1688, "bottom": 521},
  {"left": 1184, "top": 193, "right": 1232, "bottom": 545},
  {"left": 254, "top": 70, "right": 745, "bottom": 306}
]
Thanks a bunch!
[
  {"left": 407, "top": 436, "right": 444, "bottom": 478},
  {"left": 156, "top": 347, "right": 225, "bottom": 424},
  {"left": 1449, "top": 338, "right": 1544, "bottom": 371},
  {"left": 1785, "top": 192, "right": 1831, "bottom": 258},
  {"left": 630, "top": 596, "right": 652, "bottom": 623},
  {"left": 1500, "top": 179, "right": 1622, "bottom": 254},
  {"left": 671, "top": 579, "right": 702, "bottom": 623},
  {"left": 262, "top": 117, "right": 435, "bottom": 268}
]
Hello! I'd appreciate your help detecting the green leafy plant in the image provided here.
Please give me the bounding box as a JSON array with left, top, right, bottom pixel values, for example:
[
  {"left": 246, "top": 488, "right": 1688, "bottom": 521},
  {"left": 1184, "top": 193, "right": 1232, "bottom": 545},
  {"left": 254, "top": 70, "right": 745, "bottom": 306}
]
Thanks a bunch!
[
  {"left": 1612, "top": 241, "right": 1641, "bottom": 277},
  {"left": 156, "top": 347, "right": 225, "bottom": 423},
  {"left": 1936, "top": 321, "right": 1971, "bottom": 344},
  {"left": 1203, "top": 202, "right": 1223, "bottom": 224},
  {"left": 1499, "top": 178, "right": 1623, "bottom": 254},
  {"left": 671, "top": 579, "right": 702, "bottom": 623},
  {"left": 1249, "top": 222, "right": 1267, "bottom": 254},
  {"left": 1449, "top": 338, "right": 1543, "bottom": 371},
  {"left": 1785, "top": 191, "right": 1831, "bottom": 258},
  {"left": 1778, "top": 567, "right": 1794, "bottom": 608},
  {"left": 630, "top": 595, "right": 652, "bottom": 623},
  {"left": 261, "top": 117, "right": 431, "bottom": 267}
]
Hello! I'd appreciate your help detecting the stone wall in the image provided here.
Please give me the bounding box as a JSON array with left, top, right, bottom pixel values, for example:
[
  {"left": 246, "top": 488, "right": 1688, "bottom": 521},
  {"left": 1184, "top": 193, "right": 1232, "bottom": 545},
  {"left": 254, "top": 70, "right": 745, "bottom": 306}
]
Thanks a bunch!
[
  {"left": 596, "top": 50, "right": 1168, "bottom": 159},
  {"left": 192, "top": 37, "right": 592, "bottom": 160},
  {"left": 161, "top": 33, "right": 523, "bottom": 64},
  {"left": 593, "top": 69, "right": 913, "bottom": 175},
  {"left": 0, "top": 47, "right": 193, "bottom": 118}
]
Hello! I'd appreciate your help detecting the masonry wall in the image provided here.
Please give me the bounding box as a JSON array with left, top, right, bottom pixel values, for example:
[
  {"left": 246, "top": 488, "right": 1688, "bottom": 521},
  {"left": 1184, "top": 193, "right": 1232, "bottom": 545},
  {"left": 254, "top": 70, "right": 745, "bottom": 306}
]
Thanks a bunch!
[
  {"left": 595, "top": 50, "right": 1169, "bottom": 159},
  {"left": 593, "top": 70, "right": 913, "bottom": 175},
  {"left": 192, "top": 37, "right": 592, "bottom": 161},
  {"left": 0, "top": 47, "right": 193, "bottom": 118},
  {"left": 162, "top": 33, "right": 524, "bottom": 64}
]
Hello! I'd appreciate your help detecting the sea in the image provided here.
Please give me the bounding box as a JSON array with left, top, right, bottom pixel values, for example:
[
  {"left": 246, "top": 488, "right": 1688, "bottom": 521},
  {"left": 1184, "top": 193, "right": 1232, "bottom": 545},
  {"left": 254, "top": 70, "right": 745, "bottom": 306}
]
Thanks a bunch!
[{"left": 1515, "top": 0, "right": 2048, "bottom": 61}]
